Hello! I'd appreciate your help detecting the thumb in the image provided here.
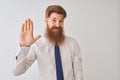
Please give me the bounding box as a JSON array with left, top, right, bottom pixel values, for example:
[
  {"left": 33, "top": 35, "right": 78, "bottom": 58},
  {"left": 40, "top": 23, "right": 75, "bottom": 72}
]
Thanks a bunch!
[{"left": 34, "top": 34, "right": 41, "bottom": 42}]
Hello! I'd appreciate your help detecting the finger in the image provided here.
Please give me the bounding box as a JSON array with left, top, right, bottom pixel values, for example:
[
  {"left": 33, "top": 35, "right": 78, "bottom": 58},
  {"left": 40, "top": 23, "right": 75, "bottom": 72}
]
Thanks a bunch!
[
  {"left": 34, "top": 35, "right": 41, "bottom": 42},
  {"left": 30, "top": 19, "right": 33, "bottom": 32},
  {"left": 24, "top": 20, "right": 27, "bottom": 31},
  {"left": 21, "top": 23, "right": 24, "bottom": 32},
  {"left": 27, "top": 18, "right": 30, "bottom": 30}
]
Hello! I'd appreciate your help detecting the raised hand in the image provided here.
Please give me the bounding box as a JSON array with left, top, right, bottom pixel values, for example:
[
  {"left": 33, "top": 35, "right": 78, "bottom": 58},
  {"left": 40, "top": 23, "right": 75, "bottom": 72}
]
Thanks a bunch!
[{"left": 19, "top": 18, "right": 41, "bottom": 47}]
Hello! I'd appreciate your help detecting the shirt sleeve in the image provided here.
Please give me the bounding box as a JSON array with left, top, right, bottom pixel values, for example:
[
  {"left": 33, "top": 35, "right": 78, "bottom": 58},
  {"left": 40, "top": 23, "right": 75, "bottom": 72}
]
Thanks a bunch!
[
  {"left": 73, "top": 40, "right": 83, "bottom": 80},
  {"left": 14, "top": 45, "right": 37, "bottom": 76}
]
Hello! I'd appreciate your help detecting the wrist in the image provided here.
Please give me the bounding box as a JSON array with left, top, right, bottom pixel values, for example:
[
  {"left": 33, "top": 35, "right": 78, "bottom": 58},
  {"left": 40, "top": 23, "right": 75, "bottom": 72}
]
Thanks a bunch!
[{"left": 19, "top": 43, "right": 31, "bottom": 47}]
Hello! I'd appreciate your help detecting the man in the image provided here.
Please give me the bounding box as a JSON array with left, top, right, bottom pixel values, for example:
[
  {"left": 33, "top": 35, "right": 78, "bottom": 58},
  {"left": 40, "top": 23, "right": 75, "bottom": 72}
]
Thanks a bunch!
[{"left": 14, "top": 5, "right": 83, "bottom": 80}]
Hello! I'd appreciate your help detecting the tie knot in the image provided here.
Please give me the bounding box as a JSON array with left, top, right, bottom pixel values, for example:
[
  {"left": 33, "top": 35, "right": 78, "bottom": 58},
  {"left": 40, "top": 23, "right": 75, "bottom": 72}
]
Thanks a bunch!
[
  {"left": 55, "top": 44, "right": 59, "bottom": 47},
  {"left": 55, "top": 44, "right": 59, "bottom": 50}
]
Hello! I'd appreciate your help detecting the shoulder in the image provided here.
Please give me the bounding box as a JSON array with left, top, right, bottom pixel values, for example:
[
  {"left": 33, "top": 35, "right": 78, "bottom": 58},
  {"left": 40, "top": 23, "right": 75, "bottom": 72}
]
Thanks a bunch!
[
  {"left": 64, "top": 36, "right": 80, "bottom": 48},
  {"left": 65, "top": 36, "right": 78, "bottom": 44},
  {"left": 32, "top": 37, "right": 48, "bottom": 48},
  {"left": 64, "top": 36, "right": 81, "bottom": 53}
]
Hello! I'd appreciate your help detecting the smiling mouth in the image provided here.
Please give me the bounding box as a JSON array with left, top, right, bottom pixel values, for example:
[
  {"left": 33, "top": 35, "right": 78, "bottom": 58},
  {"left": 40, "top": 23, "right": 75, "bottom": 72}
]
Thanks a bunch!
[{"left": 53, "top": 28, "right": 60, "bottom": 31}]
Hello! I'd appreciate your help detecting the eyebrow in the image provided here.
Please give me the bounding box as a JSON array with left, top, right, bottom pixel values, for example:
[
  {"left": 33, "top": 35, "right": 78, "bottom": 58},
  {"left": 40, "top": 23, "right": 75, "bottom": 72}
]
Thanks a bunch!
[
  {"left": 51, "top": 17, "right": 57, "bottom": 19},
  {"left": 51, "top": 17, "right": 64, "bottom": 21}
]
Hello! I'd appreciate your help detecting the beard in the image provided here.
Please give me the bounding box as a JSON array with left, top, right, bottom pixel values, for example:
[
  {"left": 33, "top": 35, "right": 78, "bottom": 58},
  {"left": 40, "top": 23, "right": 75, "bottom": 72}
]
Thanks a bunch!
[{"left": 45, "top": 24, "right": 65, "bottom": 46}]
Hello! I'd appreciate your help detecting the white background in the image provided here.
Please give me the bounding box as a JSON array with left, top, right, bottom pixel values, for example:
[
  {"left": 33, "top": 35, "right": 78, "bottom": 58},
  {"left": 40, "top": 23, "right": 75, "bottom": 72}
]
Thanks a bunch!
[{"left": 0, "top": 0, "right": 119, "bottom": 80}]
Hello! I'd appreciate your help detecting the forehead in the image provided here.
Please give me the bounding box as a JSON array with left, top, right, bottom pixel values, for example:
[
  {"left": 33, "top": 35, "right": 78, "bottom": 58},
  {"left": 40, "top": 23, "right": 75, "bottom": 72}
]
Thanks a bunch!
[{"left": 49, "top": 13, "right": 64, "bottom": 20}]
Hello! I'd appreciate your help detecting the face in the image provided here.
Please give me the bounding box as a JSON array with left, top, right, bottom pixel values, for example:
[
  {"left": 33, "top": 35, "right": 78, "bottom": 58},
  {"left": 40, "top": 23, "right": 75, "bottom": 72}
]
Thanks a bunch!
[
  {"left": 45, "top": 13, "right": 64, "bottom": 31},
  {"left": 45, "top": 13, "right": 65, "bottom": 45}
]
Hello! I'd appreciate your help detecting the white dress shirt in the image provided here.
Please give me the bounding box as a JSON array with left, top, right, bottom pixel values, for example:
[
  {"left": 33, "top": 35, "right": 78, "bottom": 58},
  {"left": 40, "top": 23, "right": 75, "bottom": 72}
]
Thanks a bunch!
[{"left": 14, "top": 36, "right": 83, "bottom": 80}]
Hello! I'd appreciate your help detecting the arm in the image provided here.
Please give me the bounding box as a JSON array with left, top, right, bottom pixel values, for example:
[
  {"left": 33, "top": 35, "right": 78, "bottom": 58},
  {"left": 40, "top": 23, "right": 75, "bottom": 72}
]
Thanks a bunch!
[
  {"left": 14, "top": 19, "right": 40, "bottom": 76},
  {"left": 14, "top": 47, "right": 35, "bottom": 76},
  {"left": 14, "top": 45, "right": 37, "bottom": 76},
  {"left": 73, "top": 41, "right": 83, "bottom": 80}
]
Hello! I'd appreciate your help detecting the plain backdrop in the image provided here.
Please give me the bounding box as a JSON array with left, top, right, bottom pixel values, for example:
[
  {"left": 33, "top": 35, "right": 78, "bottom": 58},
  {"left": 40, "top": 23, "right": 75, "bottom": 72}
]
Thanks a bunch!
[{"left": 0, "top": 0, "right": 119, "bottom": 80}]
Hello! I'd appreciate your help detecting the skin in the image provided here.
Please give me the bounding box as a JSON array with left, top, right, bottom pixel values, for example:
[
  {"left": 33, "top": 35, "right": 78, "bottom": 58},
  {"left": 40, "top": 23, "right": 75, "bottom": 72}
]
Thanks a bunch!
[
  {"left": 45, "top": 13, "right": 64, "bottom": 31},
  {"left": 20, "top": 13, "right": 64, "bottom": 47}
]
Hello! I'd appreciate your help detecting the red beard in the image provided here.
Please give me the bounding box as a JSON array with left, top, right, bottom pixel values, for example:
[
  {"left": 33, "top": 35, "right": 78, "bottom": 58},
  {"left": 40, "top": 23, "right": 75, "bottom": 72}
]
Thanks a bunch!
[{"left": 45, "top": 25, "right": 65, "bottom": 46}]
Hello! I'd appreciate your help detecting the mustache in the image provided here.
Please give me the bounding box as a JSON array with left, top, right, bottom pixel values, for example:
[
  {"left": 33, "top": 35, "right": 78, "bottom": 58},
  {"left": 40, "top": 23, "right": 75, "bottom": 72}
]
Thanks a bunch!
[{"left": 51, "top": 26, "right": 62, "bottom": 30}]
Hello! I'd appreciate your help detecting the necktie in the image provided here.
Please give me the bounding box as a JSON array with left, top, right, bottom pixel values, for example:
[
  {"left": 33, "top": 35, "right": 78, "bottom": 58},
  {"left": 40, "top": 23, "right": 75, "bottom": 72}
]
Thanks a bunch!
[{"left": 54, "top": 44, "right": 64, "bottom": 80}]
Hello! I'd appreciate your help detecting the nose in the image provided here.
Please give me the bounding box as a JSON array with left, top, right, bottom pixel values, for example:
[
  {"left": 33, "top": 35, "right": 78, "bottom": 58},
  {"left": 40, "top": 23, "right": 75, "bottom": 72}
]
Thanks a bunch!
[{"left": 55, "top": 22, "right": 60, "bottom": 27}]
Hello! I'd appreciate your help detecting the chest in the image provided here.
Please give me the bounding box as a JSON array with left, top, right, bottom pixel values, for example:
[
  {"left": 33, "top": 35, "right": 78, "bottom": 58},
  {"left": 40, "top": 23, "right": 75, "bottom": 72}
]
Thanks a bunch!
[{"left": 36, "top": 45, "right": 74, "bottom": 67}]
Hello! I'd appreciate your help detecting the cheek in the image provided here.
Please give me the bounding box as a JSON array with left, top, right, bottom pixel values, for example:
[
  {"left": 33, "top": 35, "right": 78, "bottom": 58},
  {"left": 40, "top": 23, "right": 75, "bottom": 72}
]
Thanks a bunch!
[
  {"left": 46, "top": 23, "right": 52, "bottom": 29},
  {"left": 47, "top": 21, "right": 54, "bottom": 29},
  {"left": 61, "top": 24, "right": 64, "bottom": 28}
]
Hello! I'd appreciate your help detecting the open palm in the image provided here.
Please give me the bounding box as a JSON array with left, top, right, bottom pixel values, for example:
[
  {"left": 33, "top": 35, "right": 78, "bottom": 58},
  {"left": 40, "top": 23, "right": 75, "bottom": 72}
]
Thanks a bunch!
[{"left": 20, "top": 19, "right": 41, "bottom": 47}]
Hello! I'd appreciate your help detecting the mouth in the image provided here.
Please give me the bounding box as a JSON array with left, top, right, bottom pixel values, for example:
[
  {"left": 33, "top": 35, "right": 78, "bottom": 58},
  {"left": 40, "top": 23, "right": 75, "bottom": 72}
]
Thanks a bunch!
[
  {"left": 52, "top": 28, "right": 60, "bottom": 31},
  {"left": 53, "top": 29, "right": 60, "bottom": 32}
]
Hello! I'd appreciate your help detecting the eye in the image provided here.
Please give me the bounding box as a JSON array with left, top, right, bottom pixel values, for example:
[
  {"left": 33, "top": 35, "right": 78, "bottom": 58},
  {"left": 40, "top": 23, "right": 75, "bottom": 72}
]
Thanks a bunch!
[
  {"left": 52, "top": 19, "right": 56, "bottom": 23},
  {"left": 60, "top": 20, "right": 64, "bottom": 23}
]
